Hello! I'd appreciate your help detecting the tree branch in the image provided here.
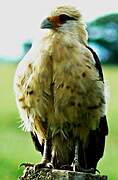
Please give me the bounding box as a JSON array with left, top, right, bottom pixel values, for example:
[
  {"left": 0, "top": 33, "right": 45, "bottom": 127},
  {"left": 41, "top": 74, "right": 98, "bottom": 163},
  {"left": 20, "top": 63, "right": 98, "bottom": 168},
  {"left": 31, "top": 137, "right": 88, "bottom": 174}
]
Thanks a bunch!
[{"left": 19, "top": 167, "right": 107, "bottom": 180}]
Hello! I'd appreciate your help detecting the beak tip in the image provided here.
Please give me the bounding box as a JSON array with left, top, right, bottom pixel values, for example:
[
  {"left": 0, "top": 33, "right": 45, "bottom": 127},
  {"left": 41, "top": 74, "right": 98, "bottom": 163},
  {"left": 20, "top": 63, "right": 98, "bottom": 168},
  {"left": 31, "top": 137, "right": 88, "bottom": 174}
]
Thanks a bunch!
[{"left": 40, "top": 18, "right": 53, "bottom": 29}]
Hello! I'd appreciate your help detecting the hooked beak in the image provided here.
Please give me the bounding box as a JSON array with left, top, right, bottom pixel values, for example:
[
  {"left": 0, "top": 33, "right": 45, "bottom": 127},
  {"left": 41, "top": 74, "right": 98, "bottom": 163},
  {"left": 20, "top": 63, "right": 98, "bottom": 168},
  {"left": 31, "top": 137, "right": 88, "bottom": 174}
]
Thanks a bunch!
[{"left": 40, "top": 18, "right": 53, "bottom": 29}]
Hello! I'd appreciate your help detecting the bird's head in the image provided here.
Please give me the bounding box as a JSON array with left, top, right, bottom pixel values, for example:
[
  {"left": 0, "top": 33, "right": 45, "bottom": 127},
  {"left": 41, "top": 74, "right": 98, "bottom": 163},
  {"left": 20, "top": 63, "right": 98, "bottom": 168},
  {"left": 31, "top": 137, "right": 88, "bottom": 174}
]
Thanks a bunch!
[{"left": 40, "top": 5, "right": 88, "bottom": 45}]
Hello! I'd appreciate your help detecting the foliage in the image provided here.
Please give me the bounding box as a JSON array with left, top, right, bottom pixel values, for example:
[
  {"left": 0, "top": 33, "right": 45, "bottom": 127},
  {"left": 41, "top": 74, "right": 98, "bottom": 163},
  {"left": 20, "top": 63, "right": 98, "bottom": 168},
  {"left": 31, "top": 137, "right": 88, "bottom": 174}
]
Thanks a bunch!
[{"left": 88, "top": 13, "right": 118, "bottom": 64}]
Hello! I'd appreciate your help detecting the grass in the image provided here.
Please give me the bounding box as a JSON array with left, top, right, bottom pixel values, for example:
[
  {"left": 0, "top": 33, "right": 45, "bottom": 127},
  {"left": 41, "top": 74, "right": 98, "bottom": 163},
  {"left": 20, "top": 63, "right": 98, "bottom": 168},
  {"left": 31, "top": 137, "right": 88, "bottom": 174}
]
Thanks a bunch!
[{"left": 0, "top": 63, "right": 118, "bottom": 179}]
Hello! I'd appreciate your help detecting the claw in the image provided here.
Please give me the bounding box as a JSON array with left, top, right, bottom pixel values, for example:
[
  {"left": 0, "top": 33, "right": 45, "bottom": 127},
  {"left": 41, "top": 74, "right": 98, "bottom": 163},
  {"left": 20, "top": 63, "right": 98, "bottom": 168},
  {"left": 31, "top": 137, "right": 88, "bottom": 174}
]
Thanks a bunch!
[
  {"left": 34, "top": 162, "right": 54, "bottom": 172},
  {"left": 46, "top": 162, "right": 54, "bottom": 168},
  {"left": 96, "top": 169, "right": 100, "bottom": 174},
  {"left": 34, "top": 163, "right": 46, "bottom": 172},
  {"left": 71, "top": 160, "right": 81, "bottom": 172},
  {"left": 19, "top": 162, "right": 34, "bottom": 168}
]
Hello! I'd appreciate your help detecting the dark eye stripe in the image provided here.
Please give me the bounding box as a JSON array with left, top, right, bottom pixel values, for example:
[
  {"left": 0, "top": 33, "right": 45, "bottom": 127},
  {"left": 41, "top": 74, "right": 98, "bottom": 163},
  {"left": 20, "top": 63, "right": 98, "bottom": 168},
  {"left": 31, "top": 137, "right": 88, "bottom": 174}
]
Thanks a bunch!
[{"left": 59, "top": 14, "right": 77, "bottom": 23}]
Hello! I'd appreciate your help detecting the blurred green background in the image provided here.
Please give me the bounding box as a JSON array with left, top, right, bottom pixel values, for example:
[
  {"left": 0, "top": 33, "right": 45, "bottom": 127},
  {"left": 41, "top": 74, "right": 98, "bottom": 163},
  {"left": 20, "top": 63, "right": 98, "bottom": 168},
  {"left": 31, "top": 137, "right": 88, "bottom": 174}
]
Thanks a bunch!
[
  {"left": 0, "top": 2, "right": 118, "bottom": 179},
  {"left": 0, "top": 64, "right": 42, "bottom": 179}
]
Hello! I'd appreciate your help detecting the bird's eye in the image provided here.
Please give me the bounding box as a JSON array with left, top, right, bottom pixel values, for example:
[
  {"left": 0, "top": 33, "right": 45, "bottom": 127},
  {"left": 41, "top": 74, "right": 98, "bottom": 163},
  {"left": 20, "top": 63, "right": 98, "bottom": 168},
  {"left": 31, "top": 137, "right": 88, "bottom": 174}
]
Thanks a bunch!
[{"left": 59, "top": 14, "right": 76, "bottom": 23}]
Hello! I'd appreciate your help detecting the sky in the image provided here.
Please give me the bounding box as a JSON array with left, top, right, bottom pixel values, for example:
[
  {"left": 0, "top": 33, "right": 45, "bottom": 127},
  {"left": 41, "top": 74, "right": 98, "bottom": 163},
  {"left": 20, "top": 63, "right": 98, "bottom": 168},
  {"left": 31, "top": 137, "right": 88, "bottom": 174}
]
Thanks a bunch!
[{"left": 0, "top": 0, "right": 117, "bottom": 59}]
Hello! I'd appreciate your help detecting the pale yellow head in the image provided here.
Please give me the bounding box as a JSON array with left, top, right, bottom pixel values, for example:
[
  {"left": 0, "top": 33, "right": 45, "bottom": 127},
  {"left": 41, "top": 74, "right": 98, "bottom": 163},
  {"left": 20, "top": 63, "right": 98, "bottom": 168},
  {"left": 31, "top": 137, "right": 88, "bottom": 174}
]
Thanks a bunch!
[{"left": 41, "top": 5, "right": 88, "bottom": 45}]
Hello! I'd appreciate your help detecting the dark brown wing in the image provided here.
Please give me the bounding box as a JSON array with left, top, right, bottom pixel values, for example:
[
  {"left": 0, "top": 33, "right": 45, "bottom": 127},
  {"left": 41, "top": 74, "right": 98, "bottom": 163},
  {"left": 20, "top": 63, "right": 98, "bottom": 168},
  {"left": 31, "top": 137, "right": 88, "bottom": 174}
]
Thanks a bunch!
[
  {"left": 86, "top": 45, "right": 104, "bottom": 82},
  {"left": 80, "top": 46, "right": 108, "bottom": 171},
  {"left": 83, "top": 116, "right": 108, "bottom": 171},
  {"left": 30, "top": 131, "right": 44, "bottom": 155}
]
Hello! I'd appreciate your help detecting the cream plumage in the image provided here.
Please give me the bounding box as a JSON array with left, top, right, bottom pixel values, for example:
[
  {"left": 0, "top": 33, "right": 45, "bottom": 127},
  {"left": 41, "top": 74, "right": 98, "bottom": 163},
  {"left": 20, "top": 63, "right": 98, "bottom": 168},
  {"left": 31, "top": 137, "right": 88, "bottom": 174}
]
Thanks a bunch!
[{"left": 14, "top": 5, "right": 108, "bottom": 172}]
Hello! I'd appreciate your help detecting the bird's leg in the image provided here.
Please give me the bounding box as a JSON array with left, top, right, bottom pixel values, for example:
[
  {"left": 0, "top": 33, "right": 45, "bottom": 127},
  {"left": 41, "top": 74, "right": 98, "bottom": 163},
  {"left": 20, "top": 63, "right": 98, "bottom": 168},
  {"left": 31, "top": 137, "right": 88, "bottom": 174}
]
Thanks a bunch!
[
  {"left": 40, "top": 138, "right": 51, "bottom": 165},
  {"left": 20, "top": 136, "right": 52, "bottom": 171},
  {"left": 71, "top": 139, "right": 81, "bottom": 172},
  {"left": 34, "top": 137, "right": 53, "bottom": 171},
  {"left": 71, "top": 139, "right": 95, "bottom": 173}
]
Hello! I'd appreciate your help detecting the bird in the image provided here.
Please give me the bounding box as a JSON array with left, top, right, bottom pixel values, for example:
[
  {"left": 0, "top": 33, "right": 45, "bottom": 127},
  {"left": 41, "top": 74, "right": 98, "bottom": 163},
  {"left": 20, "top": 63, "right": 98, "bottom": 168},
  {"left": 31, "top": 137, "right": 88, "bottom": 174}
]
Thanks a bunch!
[{"left": 14, "top": 5, "right": 108, "bottom": 173}]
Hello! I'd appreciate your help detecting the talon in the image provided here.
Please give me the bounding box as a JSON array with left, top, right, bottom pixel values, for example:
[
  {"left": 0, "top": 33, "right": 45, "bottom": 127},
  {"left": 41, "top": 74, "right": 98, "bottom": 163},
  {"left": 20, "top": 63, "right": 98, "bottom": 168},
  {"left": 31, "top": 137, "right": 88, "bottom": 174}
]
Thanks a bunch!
[
  {"left": 46, "top": 162, "right": 54, "bottom": 168},
  {"left": 71, "top": 160, "right": 81, "bottom": 172},
  {"left": 34, "top": 162, "right": 54, "bottom": 172},
  {"left": 19, "top": 162, "right": 34, "bottom": 168},
  {"left": 95, "top": 169, "right": 100, "bottom": 174},
  {"left": 34, "top": 163, "right": 46, "bottom": 172}
]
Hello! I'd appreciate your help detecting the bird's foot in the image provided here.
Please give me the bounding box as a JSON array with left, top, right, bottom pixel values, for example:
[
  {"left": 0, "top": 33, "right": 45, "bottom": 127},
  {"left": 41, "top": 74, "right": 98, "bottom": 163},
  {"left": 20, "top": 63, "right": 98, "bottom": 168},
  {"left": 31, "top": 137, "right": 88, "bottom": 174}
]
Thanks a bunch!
[
  {"left": 71, "top": 160, "right": 95, "bottom": 173},
  {"left": 34, "top": 161, "right": 54, "bottom": 172},
  {"left": 71, "top": 160, "right": 96, "bottom": 174},
  {"left": 71, "top": 159, "right": 81, "bottom": 172},
  {"left": 19, "top": 161, "right": 54, "bottom": 179},
  {"left": 19, "top": 161, "right": 54, "bottom": 172}
]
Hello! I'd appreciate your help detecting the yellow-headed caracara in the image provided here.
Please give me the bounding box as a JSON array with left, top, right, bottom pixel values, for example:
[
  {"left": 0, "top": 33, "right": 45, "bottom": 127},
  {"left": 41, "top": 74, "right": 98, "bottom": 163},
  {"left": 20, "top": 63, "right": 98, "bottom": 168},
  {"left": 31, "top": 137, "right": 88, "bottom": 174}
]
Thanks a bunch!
[{"left": 14, "top": 5, "right": 108, "bottom": 173}]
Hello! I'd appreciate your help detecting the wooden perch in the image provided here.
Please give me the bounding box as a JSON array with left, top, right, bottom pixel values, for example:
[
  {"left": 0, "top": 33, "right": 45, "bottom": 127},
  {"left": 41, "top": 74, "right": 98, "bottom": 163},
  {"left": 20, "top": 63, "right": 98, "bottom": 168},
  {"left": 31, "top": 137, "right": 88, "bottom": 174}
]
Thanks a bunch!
[{"left": 19, "top": 167, "right": 107, "bottom": 180}]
